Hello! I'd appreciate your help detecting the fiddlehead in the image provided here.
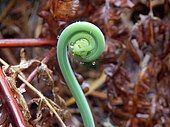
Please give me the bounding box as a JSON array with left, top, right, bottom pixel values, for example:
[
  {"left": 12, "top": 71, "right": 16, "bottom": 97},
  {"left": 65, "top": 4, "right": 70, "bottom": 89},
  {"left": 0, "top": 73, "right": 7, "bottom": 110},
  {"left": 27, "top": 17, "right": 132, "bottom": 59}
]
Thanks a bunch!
[{"left": 57, "top": 22, "right": 105, "bottom": 127}]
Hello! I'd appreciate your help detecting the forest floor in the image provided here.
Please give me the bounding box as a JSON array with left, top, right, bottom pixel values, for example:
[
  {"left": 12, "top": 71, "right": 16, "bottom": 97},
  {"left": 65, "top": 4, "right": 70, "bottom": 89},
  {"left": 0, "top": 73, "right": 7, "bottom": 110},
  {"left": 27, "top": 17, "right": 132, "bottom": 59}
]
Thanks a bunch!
[{"left": 0, "top": 0, "right": 170, "bottom": 127}]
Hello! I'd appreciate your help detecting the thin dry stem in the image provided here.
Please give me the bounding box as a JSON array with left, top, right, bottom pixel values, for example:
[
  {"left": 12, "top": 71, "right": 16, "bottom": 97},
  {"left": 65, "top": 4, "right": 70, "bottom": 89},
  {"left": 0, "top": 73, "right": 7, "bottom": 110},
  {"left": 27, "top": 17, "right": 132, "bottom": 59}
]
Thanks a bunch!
[{"left": 0, "top": 58, "right": 66, "bottom": 127}]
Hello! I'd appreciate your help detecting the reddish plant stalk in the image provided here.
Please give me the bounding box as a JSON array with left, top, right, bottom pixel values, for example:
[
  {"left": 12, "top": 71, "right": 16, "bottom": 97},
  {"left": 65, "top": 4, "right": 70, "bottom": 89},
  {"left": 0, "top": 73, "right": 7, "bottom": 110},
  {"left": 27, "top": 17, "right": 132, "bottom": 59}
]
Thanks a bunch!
[
  {"left": 0, "top": 68, "right": 26, "bottom": 127},
  {"left": 0, "top": 38, "right": 56, "bottom": 47}
]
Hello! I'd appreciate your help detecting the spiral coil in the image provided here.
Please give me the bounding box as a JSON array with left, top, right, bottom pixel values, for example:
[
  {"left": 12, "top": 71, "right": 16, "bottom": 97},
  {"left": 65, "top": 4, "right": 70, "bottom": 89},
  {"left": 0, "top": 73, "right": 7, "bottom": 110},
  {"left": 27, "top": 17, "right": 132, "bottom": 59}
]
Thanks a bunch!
[{"left": 57, "top": 21, "right": 105, "bottom": 127}]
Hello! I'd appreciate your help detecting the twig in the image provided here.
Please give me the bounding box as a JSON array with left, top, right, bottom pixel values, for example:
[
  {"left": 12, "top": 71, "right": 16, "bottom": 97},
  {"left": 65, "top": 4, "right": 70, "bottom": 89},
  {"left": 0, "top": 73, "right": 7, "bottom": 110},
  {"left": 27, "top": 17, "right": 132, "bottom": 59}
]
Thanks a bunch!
[
  {"left": 20, "top": 47, "right": 55, "bottom": 88},
  {"left": 66, "top": 72, "right": 107, "bottom": 106},
  {"left": 89, "top": 91, "right": 107, "bottom": 100},
  {"left": 0, "top": 58, "right": 66, "bottom": 127},
  {"left": 0, "top": 67, "right": 26, "bottom": 127},
  {"left": 0, "top": 38, "right": 56, "bottom": 47}
]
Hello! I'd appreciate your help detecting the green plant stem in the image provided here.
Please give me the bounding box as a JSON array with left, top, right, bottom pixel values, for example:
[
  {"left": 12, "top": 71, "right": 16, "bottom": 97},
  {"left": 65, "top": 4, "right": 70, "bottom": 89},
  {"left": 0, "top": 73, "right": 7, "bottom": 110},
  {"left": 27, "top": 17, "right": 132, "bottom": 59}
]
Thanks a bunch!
[{"left": 57, "top": 22, "right": 105, "bottom": 127}]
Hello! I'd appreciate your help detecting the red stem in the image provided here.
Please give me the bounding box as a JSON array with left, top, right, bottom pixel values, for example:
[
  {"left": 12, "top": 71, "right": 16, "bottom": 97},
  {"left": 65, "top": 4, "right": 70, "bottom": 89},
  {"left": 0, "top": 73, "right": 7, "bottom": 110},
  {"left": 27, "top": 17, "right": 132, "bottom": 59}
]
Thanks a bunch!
[
  {"left": 0, "top": 68, "right": 26, "bottom": 127},
  {"left": 0, "top": 38, "right": 56, "bottom": 47}
]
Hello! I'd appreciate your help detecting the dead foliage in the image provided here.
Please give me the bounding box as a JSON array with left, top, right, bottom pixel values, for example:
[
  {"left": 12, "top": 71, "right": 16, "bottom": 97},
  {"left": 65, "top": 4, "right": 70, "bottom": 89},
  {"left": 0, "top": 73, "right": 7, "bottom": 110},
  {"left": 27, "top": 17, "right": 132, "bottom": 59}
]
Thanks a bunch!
[{"left": 0, "top": 0, "right": 170, "bottom": 126}]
